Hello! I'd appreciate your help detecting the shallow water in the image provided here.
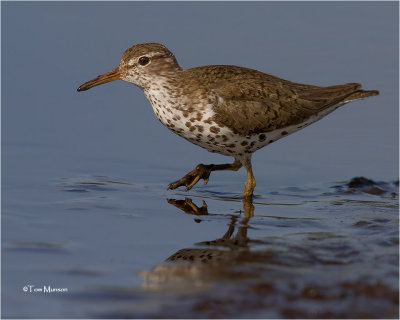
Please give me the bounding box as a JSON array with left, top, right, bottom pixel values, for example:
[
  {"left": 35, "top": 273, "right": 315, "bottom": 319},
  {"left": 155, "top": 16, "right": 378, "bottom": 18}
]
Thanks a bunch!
[
  {"left": 3, "top": 158, "right": 399, "bottom": 318},
  {"left": 2, "top": 1, "right": 399, "bottom": 319}
]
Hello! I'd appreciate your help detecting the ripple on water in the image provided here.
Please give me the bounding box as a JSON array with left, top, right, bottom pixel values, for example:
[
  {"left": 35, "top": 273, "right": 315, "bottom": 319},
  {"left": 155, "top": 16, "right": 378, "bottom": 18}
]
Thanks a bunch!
[
  {"left": 4, "top": 176, "right": 398, "bottom": 319},
  {"left": 131, "top": 177, "right": 398, "bottom": 318}
]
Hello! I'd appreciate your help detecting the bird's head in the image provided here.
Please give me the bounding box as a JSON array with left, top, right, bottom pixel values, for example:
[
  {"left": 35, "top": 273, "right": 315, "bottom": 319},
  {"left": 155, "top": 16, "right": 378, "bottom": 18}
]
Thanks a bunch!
[{"left": 77, "top": 43, "right": 181, "bottom": 92}]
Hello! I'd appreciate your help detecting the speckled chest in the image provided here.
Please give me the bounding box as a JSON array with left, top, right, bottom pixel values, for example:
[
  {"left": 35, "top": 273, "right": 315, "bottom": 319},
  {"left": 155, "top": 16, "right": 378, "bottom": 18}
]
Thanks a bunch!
[
  {"left": 143, "top": 90, "right": 269, "bottom": 161},
  {"left": 144, "top": 87, "right": 239, "bottom": 155},
  {"left": 142, "top": 84, "right": 338, "bottom": 160}
]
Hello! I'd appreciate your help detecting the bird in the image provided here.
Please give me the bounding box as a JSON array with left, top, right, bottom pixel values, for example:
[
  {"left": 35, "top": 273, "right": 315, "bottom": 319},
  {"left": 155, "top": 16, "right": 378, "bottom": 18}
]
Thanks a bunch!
[{"left": 77, "top": 42, "right": 379, "bottom": 199}]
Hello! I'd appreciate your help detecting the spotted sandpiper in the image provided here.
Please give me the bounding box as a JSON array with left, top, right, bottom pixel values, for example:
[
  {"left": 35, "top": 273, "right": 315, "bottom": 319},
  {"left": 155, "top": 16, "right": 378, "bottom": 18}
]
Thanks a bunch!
[{"left": 78, "top": 43, "right": 379, "bottom": 199}]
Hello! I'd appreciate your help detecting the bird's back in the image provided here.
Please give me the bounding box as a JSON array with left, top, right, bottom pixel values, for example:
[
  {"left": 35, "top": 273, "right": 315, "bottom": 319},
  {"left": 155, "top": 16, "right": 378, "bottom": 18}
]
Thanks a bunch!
[{"left": 183, "top": 65, "right": 379, "bottom": 135}]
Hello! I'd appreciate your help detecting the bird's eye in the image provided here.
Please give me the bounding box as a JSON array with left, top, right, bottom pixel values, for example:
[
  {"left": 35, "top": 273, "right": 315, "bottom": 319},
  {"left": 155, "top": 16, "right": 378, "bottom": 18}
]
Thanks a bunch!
[{"left": 138, "top": 56, "right": 150, "bottom": 66}]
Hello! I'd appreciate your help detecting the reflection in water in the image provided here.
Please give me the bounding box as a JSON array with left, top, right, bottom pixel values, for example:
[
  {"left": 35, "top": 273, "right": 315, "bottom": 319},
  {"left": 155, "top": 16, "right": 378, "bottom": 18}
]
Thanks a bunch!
[
  {"left": 7, "top": 174, "right": 397, "bottom": 318},
  {"left": 138, "top": 191, "right": 398, "bottom": 318},
  {"left": 168, "top": 198, "right": 253, "bottom": 260},
  {"left": 167, "top": 198, "right": 209, "bottom": 216},
  {"left": 139, "top": 198, "right": 255, "bottom": 286}
]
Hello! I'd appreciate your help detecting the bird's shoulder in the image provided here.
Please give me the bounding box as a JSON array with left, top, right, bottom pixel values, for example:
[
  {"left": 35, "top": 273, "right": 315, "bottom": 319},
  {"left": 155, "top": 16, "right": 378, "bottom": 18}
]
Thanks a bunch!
[{"left": 184, "top": 65, "right": 313, "bottom": 97}]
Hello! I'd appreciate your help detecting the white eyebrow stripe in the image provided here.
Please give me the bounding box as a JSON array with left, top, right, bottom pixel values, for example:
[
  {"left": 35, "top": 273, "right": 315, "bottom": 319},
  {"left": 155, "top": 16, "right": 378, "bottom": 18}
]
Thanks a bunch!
[
  {"left": 142, "top": 52, "right": 163, "bottom": 59},
  {"left": 127, "top": 52, "right": 168, "bottom": 66}
]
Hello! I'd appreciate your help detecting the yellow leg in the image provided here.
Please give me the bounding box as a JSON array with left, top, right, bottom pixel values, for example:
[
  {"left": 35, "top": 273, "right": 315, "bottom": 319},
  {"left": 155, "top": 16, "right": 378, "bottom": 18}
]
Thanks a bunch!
[
  {"left": 243, "top": 159, "right": 256, "bottom": 199},
  {"left": 242, "top": 197, "right": 255, "bottom": 218}
]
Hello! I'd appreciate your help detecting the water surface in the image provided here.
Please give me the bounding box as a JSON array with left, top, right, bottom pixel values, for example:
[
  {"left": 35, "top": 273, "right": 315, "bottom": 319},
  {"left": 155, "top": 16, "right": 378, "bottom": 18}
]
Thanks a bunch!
[{"left": 2, "top": 1, "right": 399, "bottom": 318}]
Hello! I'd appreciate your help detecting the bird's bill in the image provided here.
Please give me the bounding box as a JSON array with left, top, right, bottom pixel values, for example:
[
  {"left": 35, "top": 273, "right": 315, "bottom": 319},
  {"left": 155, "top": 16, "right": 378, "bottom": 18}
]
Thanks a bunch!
[{"left": 77, "top": 68, "right": 121, "bottom": 92}]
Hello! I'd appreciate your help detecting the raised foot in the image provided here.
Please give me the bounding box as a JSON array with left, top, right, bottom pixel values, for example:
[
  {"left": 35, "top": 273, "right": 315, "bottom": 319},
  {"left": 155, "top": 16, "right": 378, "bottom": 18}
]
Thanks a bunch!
[{"left": 168, "top": 164, "right": 212, "bottom": 191}]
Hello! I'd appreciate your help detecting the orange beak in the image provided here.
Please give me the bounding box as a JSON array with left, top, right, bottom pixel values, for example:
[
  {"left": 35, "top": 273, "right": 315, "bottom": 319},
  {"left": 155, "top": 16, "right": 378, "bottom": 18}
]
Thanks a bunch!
[{"left": 77, "top": 68, "right": 121, "bottom": 92}]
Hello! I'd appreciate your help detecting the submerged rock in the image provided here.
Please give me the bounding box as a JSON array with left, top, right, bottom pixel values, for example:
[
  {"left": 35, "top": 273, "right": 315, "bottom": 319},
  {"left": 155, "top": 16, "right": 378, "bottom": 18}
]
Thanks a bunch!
[
  {"left": 346, "top": 176, "right": 397, "bottom": 196},
  {"left": 347, "top": 177, "right": 376, "bottom": 188}
]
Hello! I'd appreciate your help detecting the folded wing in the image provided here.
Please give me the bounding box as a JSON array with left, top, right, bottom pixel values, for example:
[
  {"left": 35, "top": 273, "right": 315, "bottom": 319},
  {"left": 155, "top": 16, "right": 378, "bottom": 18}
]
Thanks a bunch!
[{"left": 188, "top": 65, "right": 378, "bottom": 135}]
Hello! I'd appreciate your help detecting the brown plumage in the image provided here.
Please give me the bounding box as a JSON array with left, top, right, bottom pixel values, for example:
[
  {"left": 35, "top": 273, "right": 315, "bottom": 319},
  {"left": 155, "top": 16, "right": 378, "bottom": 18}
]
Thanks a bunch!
[
  {"left": 78, "top": 42, "right": 379, "bottom": 199},
  {"left": 180, "top": 66, "right": 378, "bottom": 135}
]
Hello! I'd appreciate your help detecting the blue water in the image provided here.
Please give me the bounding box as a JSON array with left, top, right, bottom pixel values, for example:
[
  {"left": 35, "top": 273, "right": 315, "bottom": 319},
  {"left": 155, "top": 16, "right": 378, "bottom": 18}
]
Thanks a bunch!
[{"left": 2, "top": 2, "right": 398, "bottom": 318}]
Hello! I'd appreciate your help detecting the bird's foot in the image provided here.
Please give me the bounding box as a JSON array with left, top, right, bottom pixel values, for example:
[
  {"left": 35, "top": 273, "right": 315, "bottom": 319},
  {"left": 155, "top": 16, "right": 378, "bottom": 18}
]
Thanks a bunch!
[
  {"left": 168, "top": 164, "right": 212, "bottom": 191},
  {"left": 167, "top": 198, "right": 208, "bottom": 215}
]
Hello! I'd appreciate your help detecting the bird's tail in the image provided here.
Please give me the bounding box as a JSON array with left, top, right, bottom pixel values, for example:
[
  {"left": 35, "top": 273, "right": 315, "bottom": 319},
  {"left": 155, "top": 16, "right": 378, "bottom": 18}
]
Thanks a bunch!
[
  {"left": 300, "top": 83, "right": 379, "bottom": 106},
  {"left": 343, "top": 88, "right": 380, "bottom": 103}
]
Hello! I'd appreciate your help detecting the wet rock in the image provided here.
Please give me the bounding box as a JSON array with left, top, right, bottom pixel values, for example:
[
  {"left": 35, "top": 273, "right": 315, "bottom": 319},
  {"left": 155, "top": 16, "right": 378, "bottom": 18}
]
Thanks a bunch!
[
  {"left": 347, "top": 177, "right": 387, "bottom": 195},
  {"left": 363, "top": 186, "right": 386, "bottom": 195},
  {"left": 348, "top": 177, "right": 376, "bottom": 188}
]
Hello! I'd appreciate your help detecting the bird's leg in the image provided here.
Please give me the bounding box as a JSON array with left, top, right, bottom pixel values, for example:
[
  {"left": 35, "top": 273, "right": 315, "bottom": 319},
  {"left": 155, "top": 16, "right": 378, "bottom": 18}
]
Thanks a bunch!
[
  {"left": 242, "top": 197, "right": 255, "bottom": 218},
  {"left": 168, "top": 159, "right": 242, "bottom": 191},
  {"left": 243, "top": 159, "right": 256, "bottom": 200}
]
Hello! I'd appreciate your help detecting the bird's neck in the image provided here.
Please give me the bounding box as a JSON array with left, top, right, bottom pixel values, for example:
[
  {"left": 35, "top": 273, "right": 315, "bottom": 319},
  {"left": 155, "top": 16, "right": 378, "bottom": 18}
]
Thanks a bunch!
[
  {"left": 144, "top": 70, "right": 184, "bottom": 100},
  {"left": 143, "top": 77, "right": 178, "bottom": 108}
]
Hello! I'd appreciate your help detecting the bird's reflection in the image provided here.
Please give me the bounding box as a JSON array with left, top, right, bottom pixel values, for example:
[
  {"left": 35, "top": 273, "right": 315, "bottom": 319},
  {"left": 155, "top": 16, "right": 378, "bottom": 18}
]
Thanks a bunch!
[
  {"left": 168, "top": 197, "right": 253, "bottom": 250},
  {"left": 167, "top": 198, "right": 209, "bottom": 219},
  {"left": 167, "top": 197, "right": 254, "bottom": 218},
  {"left": 139, "top": 197, "right": 256, "bottom": 287}
]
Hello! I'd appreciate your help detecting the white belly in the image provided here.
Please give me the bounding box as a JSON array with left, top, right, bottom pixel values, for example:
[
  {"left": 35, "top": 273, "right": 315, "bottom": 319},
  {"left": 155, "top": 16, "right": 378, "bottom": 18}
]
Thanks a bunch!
[{"left": 144, "top": 88, "right": 346, "bottom": 160}]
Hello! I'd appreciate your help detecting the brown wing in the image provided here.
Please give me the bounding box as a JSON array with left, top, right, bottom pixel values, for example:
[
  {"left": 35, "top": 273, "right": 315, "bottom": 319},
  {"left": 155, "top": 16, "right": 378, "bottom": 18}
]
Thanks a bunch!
[{"left": 186, "top": 66, "right": 378, "bottom": 135}]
